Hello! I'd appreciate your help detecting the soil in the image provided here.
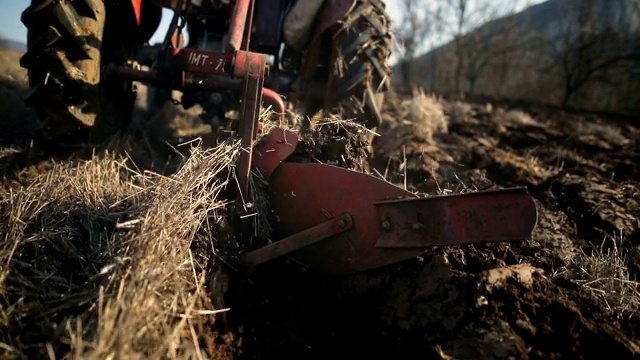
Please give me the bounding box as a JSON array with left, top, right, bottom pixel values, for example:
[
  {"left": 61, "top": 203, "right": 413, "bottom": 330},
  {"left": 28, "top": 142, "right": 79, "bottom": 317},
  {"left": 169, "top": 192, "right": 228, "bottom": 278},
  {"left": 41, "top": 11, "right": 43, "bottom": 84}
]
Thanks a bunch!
[
  {"left": 226, "top": 92, "right": 640, "bottom": 359},
  {"left": 2, "top": 46, "right": 640, "bottom": 359},
  {"left": 287, "top": 119, "right": 372, "bottom": 172}
]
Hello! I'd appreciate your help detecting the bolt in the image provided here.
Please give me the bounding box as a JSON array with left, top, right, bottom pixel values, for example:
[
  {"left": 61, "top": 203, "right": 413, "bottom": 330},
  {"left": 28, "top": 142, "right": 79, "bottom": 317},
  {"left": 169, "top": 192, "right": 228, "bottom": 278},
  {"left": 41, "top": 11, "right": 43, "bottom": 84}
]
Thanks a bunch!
[
  {"left": 381, "top": 220, "right": 392, "bottom": 231},
  {"left": 338, "top": 219, "right": 346, "bottom": 229},
  {"left": 412, "top": 222, "right": 424, "bottom": 230}
]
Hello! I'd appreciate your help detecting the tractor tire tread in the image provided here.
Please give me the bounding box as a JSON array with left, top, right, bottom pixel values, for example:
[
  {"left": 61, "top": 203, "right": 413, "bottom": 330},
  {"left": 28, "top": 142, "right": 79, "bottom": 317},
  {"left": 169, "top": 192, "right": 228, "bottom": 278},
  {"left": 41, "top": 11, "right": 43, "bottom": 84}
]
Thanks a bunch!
[
  {"left": 20, "top": 0, "right": 107, "bottom": 146},
  {"left": 331, "top": 0, "right": 392, "bottom": 128}
]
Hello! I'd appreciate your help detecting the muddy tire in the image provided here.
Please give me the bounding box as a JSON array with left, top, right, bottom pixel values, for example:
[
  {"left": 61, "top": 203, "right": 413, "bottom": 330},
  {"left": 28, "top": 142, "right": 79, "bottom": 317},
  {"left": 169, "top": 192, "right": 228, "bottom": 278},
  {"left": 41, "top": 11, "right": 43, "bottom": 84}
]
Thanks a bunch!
[
  {"left": 327, "top": 0, "right": 392, "bottom": 129},
  {"left": 20, "top": 0, "right": 133, "bottom": 150}
]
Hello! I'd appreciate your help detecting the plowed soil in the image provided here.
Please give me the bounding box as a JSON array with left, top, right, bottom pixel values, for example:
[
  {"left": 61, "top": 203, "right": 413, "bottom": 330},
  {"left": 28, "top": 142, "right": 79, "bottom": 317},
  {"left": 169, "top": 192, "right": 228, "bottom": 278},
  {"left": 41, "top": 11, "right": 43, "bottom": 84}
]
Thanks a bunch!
[
  {"left": 1, "top": 48, "right": 639, "bottom": 359},
  {"left": 221, "top": 92, "right": 640, "bottom": 359}
]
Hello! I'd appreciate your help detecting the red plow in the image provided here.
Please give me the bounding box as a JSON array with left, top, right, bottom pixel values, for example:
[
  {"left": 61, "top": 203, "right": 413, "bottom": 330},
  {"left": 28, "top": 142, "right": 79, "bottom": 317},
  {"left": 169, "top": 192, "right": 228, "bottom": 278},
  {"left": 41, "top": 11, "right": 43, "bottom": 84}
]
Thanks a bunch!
[
  {"left": 105, "top": 0, "right": 539, "bottom": 276},
  {"left": 240, "top": 128, "right": 538, "bottom": 276}
]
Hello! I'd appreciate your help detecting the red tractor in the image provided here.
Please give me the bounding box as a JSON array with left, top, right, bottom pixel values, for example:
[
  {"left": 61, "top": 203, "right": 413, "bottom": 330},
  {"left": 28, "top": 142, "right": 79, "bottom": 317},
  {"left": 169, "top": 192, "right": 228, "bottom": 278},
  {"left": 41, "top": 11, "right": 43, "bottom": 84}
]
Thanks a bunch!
[
  {"left": 20, "top": 0, "right": 391, "bottom": 148},
  {"left": 19, "top": 0, "right": 538, "bottom": 278}
]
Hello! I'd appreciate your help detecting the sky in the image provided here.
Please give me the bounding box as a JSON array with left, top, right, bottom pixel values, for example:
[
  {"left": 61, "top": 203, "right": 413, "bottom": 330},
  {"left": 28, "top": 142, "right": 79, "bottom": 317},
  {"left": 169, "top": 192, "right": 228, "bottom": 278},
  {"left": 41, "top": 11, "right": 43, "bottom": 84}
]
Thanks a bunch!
[{"left": 0, "top": 1, "right": 30, "bottom": 43}]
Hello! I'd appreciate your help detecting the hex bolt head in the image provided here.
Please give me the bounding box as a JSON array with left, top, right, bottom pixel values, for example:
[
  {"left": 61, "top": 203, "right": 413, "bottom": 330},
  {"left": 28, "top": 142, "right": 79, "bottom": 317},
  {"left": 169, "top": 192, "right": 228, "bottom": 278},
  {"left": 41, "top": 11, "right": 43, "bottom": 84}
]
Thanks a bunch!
[{"left": 381, "top": 220, "right": 392, "bottom": 231}]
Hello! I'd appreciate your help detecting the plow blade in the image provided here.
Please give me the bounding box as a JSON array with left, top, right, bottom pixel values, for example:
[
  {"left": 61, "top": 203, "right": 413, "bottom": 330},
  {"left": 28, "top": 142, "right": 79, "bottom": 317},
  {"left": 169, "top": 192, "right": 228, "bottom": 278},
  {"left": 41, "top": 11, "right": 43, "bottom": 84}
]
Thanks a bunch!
[{"left": 258, "top": 162, "right": 538, "bottom": 276}]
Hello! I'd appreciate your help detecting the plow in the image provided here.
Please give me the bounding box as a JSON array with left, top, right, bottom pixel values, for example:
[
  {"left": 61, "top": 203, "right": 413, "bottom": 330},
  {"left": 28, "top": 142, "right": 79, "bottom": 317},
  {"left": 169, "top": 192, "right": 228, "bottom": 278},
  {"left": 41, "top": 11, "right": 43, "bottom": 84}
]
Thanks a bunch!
[{"left": 20, "top": 0, "right": 539, "bottom": 277}]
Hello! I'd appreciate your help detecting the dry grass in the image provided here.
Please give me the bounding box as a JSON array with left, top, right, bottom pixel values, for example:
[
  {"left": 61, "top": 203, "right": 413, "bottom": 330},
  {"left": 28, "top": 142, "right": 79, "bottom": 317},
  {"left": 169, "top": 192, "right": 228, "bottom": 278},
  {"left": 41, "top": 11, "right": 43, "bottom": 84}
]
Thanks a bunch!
[
  {"left": 0, "top": 139, "right": 242, "bottom": 359},
  {"left": 447, "top": 101, "right": 473, "bottom": 125},
  {"left": 555, "top": 234, "right": 640, "bottom": 323},
  {"left": 398, "top": 88, "right": 448, "bottom": 143},
  {"left": 575, "top": 121, "right": 631, "bottom": 148},
  {"left": 502, "top": 110, "right": 540, "bottom": 126}
]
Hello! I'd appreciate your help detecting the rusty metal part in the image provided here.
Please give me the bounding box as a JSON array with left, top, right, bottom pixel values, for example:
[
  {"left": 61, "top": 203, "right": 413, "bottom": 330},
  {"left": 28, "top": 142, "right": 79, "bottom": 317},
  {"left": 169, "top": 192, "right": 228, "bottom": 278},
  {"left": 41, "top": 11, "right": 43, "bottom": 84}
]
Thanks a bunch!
[
  {"left": 233, "top": 50, "right": 268, "bottom": 78},
  {"left": 375, "top": 189, "right": 537, "bottom": 248},
  {"left": 103, "top": 63, "right": 242, "bottom": 91},
  {"left": 266, "top": 162, "right": 422, "bottom": 275},
  {"left": 262, "top": 88, "right": 286, "bottom": 124},
  {"left": 235, "top": 52, "right": 267, "bottom": 203},
  {"left": 227, "top": 0, "right": 250, "bottom": 51},
  {"left": 259, "top": 156, "right": 538, "bottom": 276},
  {"left": 251, "top": 127, "right": 299, "bottom": 180},
  {"left": 243, "top": 0, "right": 256, "bottom": 50},
  {"left": 177, "top": 49, "right": 234, "bottom": 74},
  {"left": 241, "top": 213, "right": 353, "bottom": 270}
]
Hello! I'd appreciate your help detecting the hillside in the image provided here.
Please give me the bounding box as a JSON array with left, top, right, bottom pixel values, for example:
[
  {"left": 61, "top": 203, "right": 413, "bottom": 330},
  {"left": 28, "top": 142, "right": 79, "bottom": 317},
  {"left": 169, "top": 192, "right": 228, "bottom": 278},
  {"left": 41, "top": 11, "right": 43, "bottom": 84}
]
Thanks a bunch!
[
  {"left": 398, "top": 0, "right": 640, "bottom": 116},
  {"left": 0, "top": 39, "right": 26, "bottom": 53}
]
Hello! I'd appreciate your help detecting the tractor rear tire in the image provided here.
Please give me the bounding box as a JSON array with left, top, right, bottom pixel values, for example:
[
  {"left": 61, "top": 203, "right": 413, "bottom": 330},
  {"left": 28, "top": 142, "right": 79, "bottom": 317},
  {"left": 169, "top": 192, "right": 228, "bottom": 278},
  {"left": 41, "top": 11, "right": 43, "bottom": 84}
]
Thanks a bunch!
[
  {"left": 328, "top": 0, "right": 392, "bottom": 129},
  {"left": 20, "top": 0, "right": 133, "bottom": 151}
]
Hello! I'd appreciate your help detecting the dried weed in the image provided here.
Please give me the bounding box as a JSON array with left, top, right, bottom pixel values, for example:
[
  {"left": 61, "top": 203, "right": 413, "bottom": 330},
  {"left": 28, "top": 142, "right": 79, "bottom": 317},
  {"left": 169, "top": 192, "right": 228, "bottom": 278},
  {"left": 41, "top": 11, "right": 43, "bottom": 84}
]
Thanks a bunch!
[
  {"left": 447, "top": 101, "right": 473, "bottom": 125},
  {"left": 575, "top": 121, "right": 631, "bottom": 148},
  {"left": 555, "top": 234, "right": 640, "bottom": 323},
  {"left": 502, "top": 110, "right": 540, "bottom": 126},
  {"left": 0, "top": 140, "right": 242, "bottom": 359},
  {"left": 399, "top": 88, "right": 448, "bottom": 143}
]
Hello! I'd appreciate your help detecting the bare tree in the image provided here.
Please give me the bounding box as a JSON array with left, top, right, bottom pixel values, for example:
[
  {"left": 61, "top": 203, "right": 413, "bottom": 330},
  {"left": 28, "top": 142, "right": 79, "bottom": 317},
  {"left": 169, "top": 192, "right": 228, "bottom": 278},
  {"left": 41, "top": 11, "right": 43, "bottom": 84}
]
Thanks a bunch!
[
  {"left": 394, "top": 0, "right": 436, "bottom": 86},
  {"left": 437, "top": 0, "right": 536, "bottom": 96},
  {"left": 463, "top": 12, "right": 545, "bottom": 94},
  {"left": 551, "top": 0, "right": 640, "bottom": 106}
]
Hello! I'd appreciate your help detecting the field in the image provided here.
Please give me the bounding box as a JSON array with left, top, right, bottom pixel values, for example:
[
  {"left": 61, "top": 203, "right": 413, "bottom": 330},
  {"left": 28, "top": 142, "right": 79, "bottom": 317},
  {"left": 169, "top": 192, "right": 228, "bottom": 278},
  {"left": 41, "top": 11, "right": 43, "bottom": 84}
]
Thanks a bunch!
[{"left": 1, "top": 48, "right": 639, "bottom": 359}]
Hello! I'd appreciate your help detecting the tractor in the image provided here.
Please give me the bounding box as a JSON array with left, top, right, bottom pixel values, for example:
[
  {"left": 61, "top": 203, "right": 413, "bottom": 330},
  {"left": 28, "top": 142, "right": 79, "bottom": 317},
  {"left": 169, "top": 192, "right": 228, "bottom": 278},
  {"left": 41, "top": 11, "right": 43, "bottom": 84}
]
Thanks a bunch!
[{"left": 19, "top": 0, "right": 538, "bottom": 277}]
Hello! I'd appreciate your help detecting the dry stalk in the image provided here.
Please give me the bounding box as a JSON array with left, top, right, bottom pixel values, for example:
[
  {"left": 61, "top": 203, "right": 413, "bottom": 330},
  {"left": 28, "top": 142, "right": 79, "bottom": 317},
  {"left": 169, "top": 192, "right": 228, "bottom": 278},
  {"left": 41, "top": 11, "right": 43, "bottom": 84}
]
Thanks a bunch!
[
  {"left": 555, "top": 233, "right": 640, "bottom": 323},
  {"left": 76, "top": 141, "right": 241, "bottom": 360},
  {"left": 314, "top": 114, "right": 380, "bottom": 138},
  {"left": 0, "top": 140, "right": 242, "bottom": 359}
]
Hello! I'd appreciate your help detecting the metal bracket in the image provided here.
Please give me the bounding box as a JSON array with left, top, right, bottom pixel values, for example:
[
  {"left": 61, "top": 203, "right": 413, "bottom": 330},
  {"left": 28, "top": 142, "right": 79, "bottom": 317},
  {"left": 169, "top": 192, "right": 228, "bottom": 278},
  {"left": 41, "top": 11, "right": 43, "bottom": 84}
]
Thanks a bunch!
[
  {"left": 375, "top": 188, "right": 538, "bottom": 248},
  {"left": 235, "top": 52, "right": 267, "bottom": 202},
  {"left": 240, "top": 213, "right": 353, "bottom": 270}
]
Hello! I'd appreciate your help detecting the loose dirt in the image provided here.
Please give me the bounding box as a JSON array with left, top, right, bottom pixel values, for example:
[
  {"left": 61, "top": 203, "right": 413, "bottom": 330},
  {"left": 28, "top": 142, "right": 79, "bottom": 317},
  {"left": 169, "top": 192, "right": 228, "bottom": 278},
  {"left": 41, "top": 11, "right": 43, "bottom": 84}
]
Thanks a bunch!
[{"left": 287, "top": 117, "right": 373, "bottom": 172}]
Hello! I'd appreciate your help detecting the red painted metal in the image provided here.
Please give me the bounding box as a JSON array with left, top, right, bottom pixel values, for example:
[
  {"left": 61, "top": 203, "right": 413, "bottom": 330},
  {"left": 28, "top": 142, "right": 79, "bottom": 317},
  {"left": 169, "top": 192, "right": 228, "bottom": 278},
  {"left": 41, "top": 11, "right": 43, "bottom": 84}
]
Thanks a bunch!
[
  {"left": 177, "top": 49, "right": 234, "bottom": 74},
  {"left": 267, "top": 163, "right": 538, "bottom": 275},
  {"left": 262, "top": 88, "right": 286, "bottom": 124},
  {"left": 228, "top": 0, "right": 251, "bottom": 51},
  {"left": 235, "top": 52, "right": 267, "bottom": 202},
  {"left": 268, "top": 163, "right": 418, "bottom": 275},
  {"left": 241, "top": 213, "right": 353, "bottom": 270},
  {"left": 233, "top": 50, "right": 268, "bottom": 78},
  {"left": 374, "top": 188, "right": 538, "bottom": 247},
  {"left": 252, "top": 128, "right": 298, "bottom": 179},
  {"left": 131, "top": 0, "right": 143, "bottom": 26}
]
